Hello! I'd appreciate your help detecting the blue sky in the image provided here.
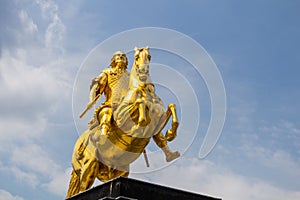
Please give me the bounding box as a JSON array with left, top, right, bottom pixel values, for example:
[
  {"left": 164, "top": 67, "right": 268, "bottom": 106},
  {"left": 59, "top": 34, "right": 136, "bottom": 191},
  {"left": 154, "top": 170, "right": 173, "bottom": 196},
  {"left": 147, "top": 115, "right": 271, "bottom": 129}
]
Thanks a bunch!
[{"left": 0, "top": 0, "right": 300, "bottom": 200}]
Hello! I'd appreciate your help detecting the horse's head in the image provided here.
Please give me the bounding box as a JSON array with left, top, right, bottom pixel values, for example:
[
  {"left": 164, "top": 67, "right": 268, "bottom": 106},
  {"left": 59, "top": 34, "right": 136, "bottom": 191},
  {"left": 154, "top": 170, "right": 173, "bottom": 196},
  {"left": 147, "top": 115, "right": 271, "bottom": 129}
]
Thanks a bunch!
[{"left": 133, "top": 46, "right": 151, "bottom": 83}]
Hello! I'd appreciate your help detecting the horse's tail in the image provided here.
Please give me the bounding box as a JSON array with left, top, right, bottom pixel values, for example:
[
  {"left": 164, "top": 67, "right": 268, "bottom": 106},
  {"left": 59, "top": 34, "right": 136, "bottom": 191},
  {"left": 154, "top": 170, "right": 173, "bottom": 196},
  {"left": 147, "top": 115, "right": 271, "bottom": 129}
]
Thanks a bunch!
[{"left": 66, "top": 169, "right": 80, "bottom": 199}]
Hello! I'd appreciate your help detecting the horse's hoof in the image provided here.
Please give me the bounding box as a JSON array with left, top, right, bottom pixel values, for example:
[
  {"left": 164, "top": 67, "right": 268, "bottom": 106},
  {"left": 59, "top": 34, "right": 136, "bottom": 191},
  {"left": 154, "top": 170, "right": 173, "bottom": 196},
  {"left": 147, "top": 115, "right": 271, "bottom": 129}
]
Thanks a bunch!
[{"left": 166, "top": 151, "right": 180, "bottom": 162}]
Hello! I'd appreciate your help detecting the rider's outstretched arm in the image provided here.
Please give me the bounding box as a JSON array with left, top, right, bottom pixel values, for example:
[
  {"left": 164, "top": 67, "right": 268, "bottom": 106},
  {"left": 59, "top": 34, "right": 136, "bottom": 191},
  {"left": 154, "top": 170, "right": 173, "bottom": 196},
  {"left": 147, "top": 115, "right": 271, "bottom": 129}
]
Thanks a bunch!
[{"left": 88, "top": 72, "right": 108, "bottom": 104}]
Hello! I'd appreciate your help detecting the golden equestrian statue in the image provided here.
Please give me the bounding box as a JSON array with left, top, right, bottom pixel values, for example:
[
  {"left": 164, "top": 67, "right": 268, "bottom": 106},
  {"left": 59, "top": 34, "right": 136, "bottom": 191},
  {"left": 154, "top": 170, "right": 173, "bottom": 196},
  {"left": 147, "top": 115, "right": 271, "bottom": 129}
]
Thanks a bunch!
[{"left": 66, "top": 47, "right": 180, "bottom": 198}]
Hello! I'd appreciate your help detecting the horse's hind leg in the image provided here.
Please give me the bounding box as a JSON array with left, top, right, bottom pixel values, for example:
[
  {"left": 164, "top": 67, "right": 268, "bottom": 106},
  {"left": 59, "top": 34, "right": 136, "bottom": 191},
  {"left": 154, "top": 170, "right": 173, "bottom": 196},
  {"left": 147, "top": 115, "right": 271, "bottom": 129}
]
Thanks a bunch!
[
  {"left": 79, "top": 160, "right": 99, "bottom": 192},
  {"left": 96, "top": 164, "right": 129, "bottom": 182},
  {"left": 66, "top": 170, "right": 80, "bottom": 198},
  {"left": 111, "top": 167, "right": 129, "bottom": 179}
]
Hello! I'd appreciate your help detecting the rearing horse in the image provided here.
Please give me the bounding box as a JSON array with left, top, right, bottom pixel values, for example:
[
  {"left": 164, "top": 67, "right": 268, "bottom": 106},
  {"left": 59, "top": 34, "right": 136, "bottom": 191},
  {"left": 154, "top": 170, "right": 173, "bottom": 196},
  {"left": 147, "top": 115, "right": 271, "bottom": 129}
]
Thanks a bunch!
[{"left": 66, "top": 47, "right": 179, "bottom": 198}]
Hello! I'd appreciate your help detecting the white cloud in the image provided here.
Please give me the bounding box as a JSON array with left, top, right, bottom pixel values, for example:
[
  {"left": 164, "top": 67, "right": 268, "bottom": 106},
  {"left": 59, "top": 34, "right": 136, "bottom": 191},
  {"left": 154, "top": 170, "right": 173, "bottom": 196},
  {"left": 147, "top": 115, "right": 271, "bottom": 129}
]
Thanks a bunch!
[
  {"left": 42, "top": 167, "right": 72, "bottom": 196},
  {"left": 0, "top": 144, "right": 58, "bottom": 189},
  {"left": 132, "top": 157, "right": 300, "bottom": 200},
  {"left": 241, "top": 143, "right": 300, "bottom": 187},
  {"left": 0, "top": 189, "right": 24, "bottom": 200},
  {"left": 0, "top": 143, "right": 72, "bottom": 197},
  {"left": 0, "top": 160, "right": 38, "bottom": 188},
  {"left": 259, "top": 120, "right": 300, "bottom": 142},
  {"left": 0, "top": 29, "right": 74, "bottom": 200},
  {"left": 0, "top": 50, "right": 69, "bottom": 111},
  {"left": 11, "top": 144, "right": 60, "bottom": 175},
  {"left": 0, "top": 48, "right": 73, "bottom": 197},
  {"left": 0, "top": 0, "right": 97, "bottom": 200},
  {"left": 0, "top": 50, "right": 71, "bottom": 144},
  {"left": 18, "top": 10, "right": 38, "bottom": 35},
  {"left": 0, "top": 2, "right": 77, "bottom": 198},
  {"left": 35, "top": 0, "right": 66, "bottom": 51},
  {"left": 45, "top": 13, "right": 65, "bottom": 49},
  {"left": 9, "top": 166, "right": 39, "bottom": 188},
  {"left": 0, "top": 116, "right": 46, "bottom": 144},
  {"left": 228, "top": 92, "right": 256, "bottom": 133}
]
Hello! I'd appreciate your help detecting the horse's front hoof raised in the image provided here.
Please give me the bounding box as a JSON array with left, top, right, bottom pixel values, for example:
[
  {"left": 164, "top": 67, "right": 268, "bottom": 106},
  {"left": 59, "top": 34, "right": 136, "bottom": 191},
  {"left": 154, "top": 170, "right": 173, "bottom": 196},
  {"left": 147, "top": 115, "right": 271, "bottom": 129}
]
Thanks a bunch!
[{"left": 166, "top": 151, "right": 180, "bottom": 162}]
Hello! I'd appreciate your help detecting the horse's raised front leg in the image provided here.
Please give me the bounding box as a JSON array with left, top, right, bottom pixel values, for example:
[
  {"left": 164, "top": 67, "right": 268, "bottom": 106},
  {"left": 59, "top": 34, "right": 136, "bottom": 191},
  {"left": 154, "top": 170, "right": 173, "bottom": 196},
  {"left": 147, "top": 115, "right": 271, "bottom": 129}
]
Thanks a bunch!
[
  {"left": 149, "top": 103, "right": 180, "bottom": 163},
  {"left": 150, "top": 103, "right": 179, "bottom": 139},
  {"left": 165, "top": 104, "right": 179, "bottom": 141},
  {"left": 153, "top": 132, "right": 180, "bottom": 162}
]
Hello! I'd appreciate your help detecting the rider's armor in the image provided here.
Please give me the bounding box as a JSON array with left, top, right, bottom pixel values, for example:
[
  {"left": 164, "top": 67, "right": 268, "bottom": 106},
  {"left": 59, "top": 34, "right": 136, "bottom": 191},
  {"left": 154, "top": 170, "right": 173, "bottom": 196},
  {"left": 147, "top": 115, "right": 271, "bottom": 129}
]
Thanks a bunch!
[
  {"left": 101, "top": 68, "right": 130, "bottom": 109},
  {"left": 89, "top": 68, "right": 129, "bottom": 129}
]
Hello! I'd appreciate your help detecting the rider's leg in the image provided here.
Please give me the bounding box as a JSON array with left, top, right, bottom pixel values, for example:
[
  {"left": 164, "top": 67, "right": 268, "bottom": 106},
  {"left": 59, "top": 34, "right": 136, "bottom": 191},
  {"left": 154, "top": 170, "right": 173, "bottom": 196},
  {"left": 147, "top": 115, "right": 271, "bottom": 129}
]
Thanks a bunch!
[
  {"left": 152, "top": 132, "right": 180, "bottom": 162},
  {"left": 136, "top": 98, "right": 148, "bottom": 126},
  {"left": 95, "top": 107, "right": 112, "bottom": 145},
  {"left": 79, "top": 160, "right": 99, "bottom": 192}
]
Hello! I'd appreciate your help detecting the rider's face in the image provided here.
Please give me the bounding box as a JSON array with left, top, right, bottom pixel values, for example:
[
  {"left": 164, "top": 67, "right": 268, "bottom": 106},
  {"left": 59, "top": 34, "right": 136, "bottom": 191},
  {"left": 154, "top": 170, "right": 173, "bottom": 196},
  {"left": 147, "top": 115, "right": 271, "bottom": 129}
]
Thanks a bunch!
[{"left": 114, "top": 53, "right": 127, "bottom": 65}]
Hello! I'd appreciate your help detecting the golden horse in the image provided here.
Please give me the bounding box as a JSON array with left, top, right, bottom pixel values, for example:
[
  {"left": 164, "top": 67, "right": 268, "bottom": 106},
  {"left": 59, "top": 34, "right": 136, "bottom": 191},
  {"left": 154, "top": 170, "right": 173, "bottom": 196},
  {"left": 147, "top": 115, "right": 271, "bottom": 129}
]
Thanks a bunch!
[{"left": 66, "top": 47, "right": 179, "bottom": 198}]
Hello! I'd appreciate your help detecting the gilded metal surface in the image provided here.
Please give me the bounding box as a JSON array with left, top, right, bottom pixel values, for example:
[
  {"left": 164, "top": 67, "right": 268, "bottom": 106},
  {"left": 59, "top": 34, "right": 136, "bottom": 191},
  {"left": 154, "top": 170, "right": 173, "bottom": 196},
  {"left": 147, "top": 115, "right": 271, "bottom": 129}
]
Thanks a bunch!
[{"left": 66, "top": 47, "right": 180, "bottom": 198}]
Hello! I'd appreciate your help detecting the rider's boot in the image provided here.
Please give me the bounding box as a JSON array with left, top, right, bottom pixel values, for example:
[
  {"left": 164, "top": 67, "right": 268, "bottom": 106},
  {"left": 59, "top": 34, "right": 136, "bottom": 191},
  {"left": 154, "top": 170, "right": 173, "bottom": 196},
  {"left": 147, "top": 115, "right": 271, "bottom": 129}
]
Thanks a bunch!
[
  {"left": 162, "top": 145, "right": 180, "bottom": 162},
  {"left": 136, "top": 98, "right": 148, "bottom": 126},
  {"left": 99, "top": 124, "right": 109, "bottom": 145}
]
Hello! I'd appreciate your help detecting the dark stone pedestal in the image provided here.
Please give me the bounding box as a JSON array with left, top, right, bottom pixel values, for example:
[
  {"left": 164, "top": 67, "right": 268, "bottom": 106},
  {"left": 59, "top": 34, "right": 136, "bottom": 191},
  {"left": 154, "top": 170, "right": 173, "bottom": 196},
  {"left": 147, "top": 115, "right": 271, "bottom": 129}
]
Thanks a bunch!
[{"left": 66, "top": 177, "right": 221, "bottom": 200}]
